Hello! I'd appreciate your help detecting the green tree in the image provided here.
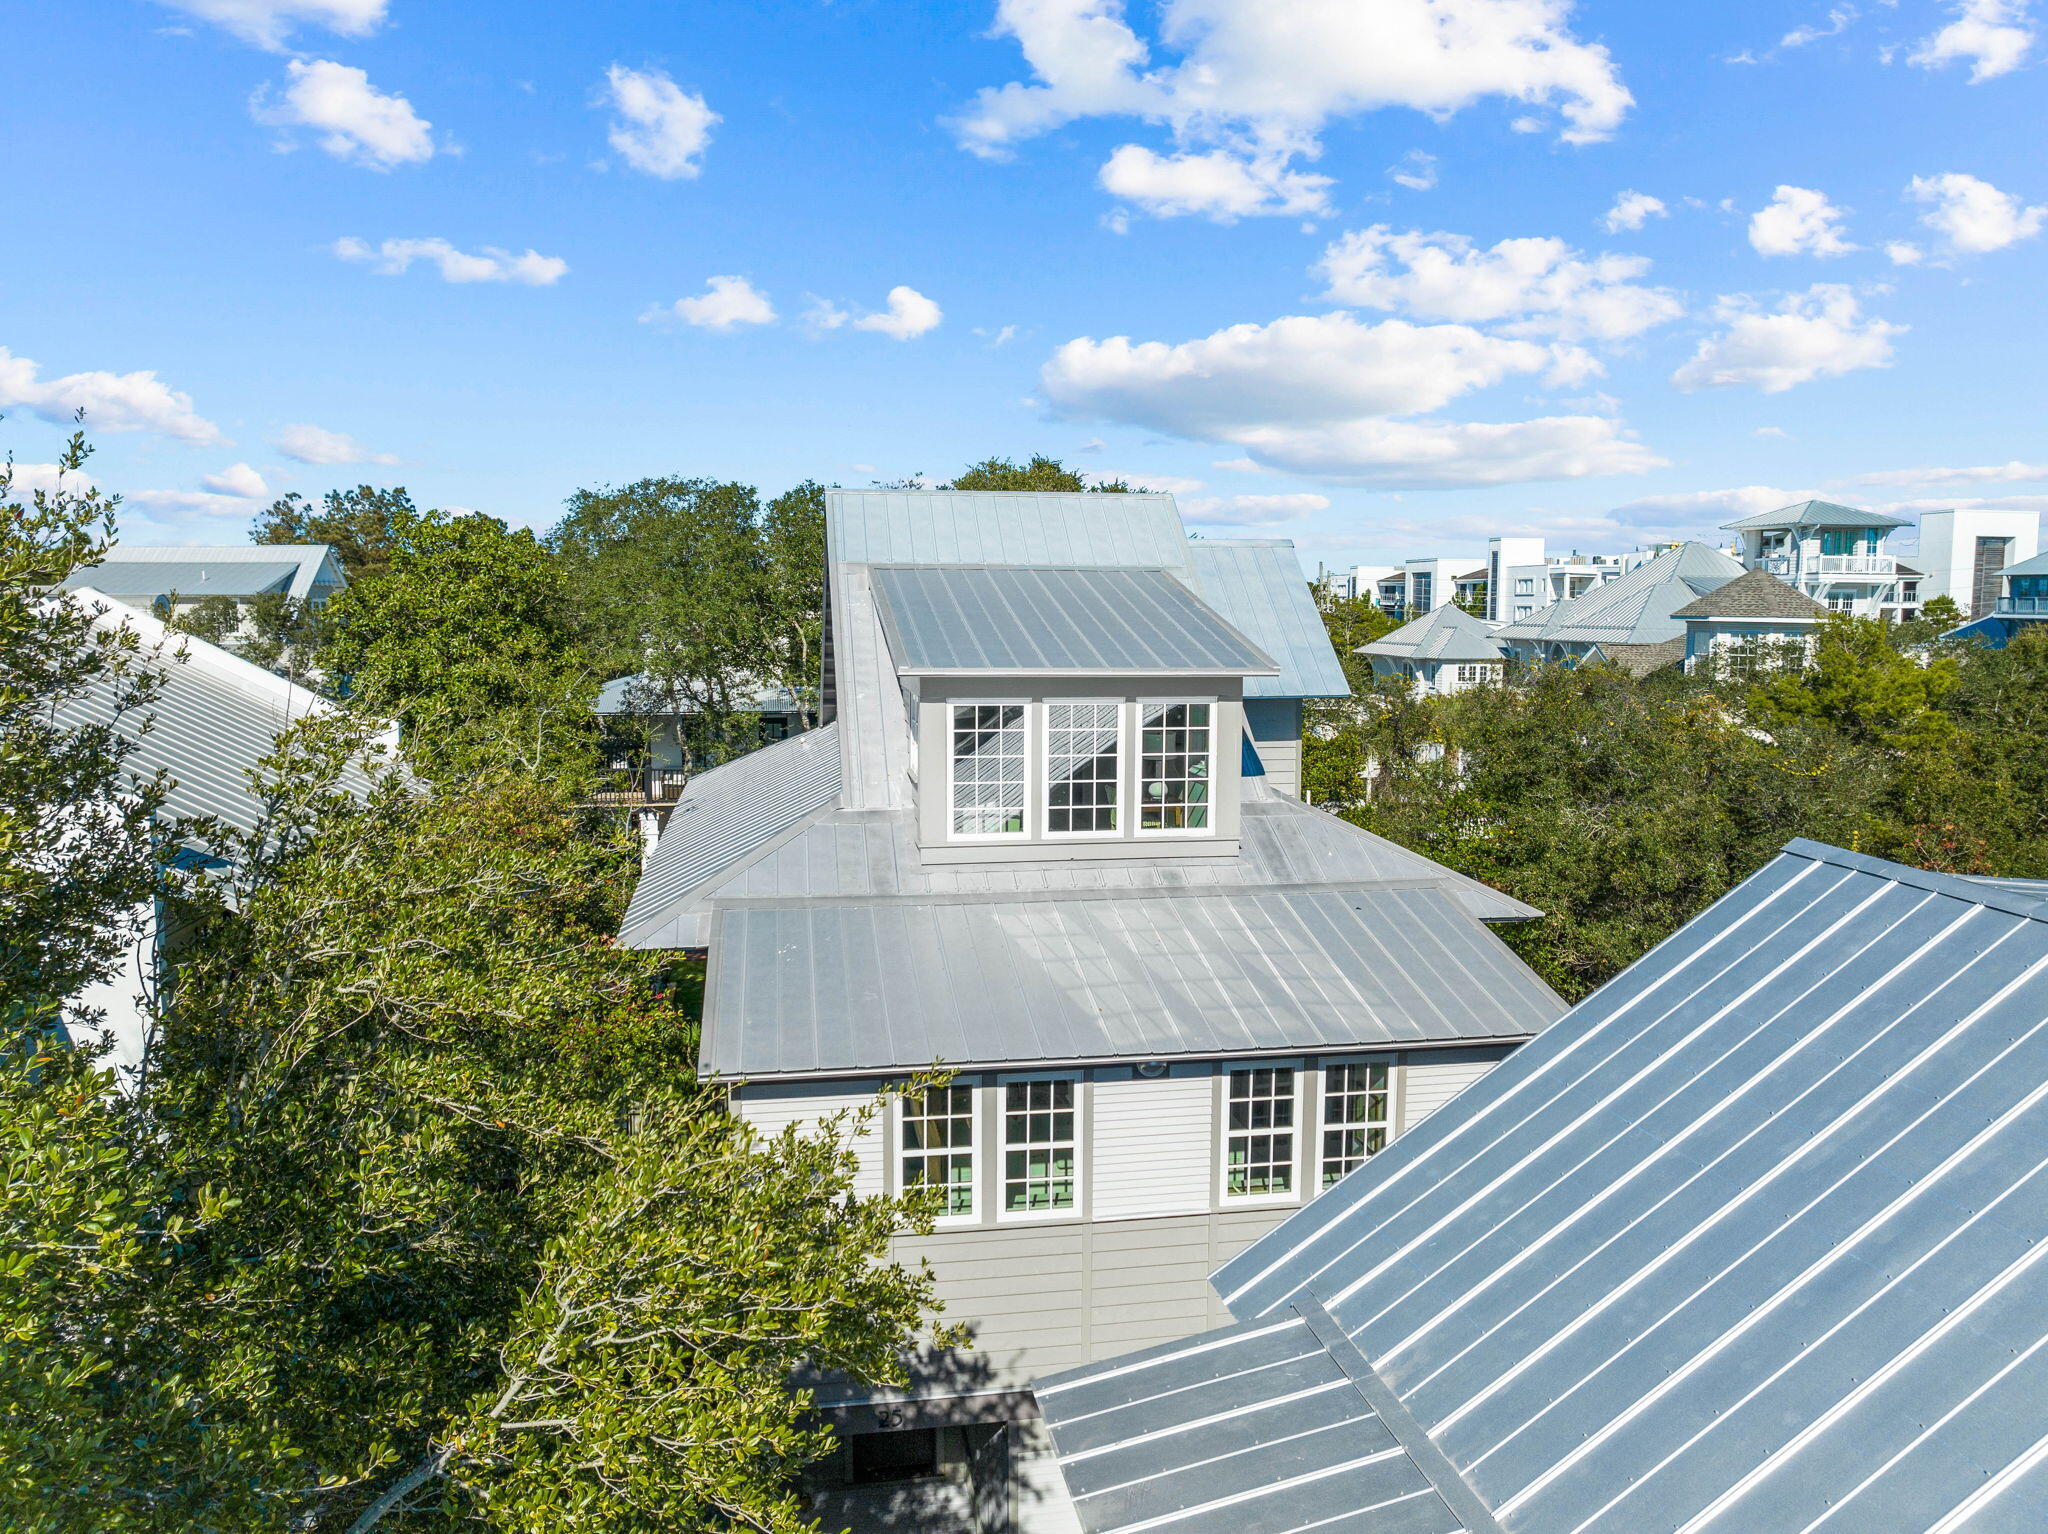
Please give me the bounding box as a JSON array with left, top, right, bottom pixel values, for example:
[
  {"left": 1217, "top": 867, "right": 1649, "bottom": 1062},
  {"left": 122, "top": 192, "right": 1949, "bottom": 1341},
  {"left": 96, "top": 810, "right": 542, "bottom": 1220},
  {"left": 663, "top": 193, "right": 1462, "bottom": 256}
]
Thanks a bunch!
[
  {"left": 163, "top": 590, "right": 326, "bottom": 685},
  {"left": 943, "top": 454, "right": 1130, "bottom": 492},
  {"left": 1749, "top": 612, "right": 1960, "bottom": 754},
  {"left": 762, "top": 480, "right": 827, "bottom": 721},
  {"left": 322, "top": 511, "right": 596, "bottom": 771},
  {"left": 255, "top": 486, "right": 427, "bottom": 582}
]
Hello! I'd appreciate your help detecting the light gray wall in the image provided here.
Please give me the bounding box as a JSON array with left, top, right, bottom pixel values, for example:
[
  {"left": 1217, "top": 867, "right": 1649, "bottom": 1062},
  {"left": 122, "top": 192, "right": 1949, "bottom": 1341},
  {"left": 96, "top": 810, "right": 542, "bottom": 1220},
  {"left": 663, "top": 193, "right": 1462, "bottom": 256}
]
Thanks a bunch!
[{"left": 1242, "top": 697, "right": 1303, "bottom": 798}]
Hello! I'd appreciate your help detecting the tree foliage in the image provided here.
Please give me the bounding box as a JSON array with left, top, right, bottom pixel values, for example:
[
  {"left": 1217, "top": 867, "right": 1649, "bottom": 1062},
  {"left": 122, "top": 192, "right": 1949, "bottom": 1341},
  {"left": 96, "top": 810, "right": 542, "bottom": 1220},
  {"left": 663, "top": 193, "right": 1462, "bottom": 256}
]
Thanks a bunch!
[
  {"left": 942, "top": 454, "right": 1129, "bottom": 492},
  {"left": 255, "top": 486, "right": 428, "bottom": 583}
]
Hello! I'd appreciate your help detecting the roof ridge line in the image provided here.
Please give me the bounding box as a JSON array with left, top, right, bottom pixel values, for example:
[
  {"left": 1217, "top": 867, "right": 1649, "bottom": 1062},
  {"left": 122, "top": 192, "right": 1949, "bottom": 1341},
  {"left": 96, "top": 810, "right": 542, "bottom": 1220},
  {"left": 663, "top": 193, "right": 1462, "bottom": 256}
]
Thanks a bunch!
[
  {"left": 705, "top": 877, "right": 1457, "bottom": 912},
  {"left": 1292, "top": 1294, "right": 1506, "bottom": 1534},
  {"left": 1780, "top": 838, "right": 2048, "bottom": 923}
]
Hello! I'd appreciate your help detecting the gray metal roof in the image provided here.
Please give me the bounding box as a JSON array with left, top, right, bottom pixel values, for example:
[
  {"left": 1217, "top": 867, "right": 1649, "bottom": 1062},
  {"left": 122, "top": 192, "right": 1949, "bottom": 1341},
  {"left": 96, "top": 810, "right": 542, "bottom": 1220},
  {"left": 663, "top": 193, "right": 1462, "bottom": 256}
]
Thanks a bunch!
[
  {"left": 61, "top": 559, "right": 303, "bottom": 599},
  {"left": 700, "top": 881, "right": 1564, "bottom": 1077},
  {"left": 617, "top": 723, "right": 842, "bottom": 947},
  {"left": 2000, "top": 550, "right": 2048, "bottom": 579},
  {"left": 1044, "top": 838, "right": 2048, "bottom": 1534},
  {"left": 869, "top": 565, "right": 1278, "bottom": 677},
  {"left": 56, "top": 589, "right": 368, "bottom": 839},
  {"left": 1494, "top": 542, "right": 1741, "bottom": 649},
  {"left": 827, "top": 491, "right": 1193, "bottom": 572},
  {"left": 593, "top": 673, "right": 801, "bottom": 716},
  {"left": 1186, "top": 541, "right": 1352, "bottom": 699},
  {"left": 60, "top": 544, "right": 345, "bottom": 603},
  {"left": 1721, "top": 499, "right": 1911, "bottom": 532},
  {"left": 1669, "top": 567, "right": 1827, "bottom": 620},
  {"left": 1361, "top": 605, "right": 1508, "bottom": 665}
]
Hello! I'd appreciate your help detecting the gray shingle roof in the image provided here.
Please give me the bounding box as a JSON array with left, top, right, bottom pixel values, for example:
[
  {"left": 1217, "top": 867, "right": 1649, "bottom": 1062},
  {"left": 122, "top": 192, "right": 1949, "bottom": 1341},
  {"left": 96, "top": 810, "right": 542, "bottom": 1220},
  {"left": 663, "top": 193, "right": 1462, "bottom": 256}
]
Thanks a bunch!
[
  {"left": 1185, "top": 540, "right": 1352, "bottom": 700},
  {"left": 1721, "top": 499, "right": 1912, "bottom": 532},
  {"left": 1494, "top": 542, "right": 1742, "bottom": 649},
  {"left": 701, "top": 881, "right": 1563, "bottom": 1078},
  {"left": 827, "top": 491, "right": 1193, "bottom": 571},
  {"left": 1670, "top": 566, "right": 1829, "bottom": 620},
  {"left": 870, "top": 565, "right": 1278, "bottom": 676},
  {"left": 1043, "top": 838, "right": 2048, "bottom": 1534},
  {"left": 1360, "top": 605, "right": 1507, "bottom": 665}
]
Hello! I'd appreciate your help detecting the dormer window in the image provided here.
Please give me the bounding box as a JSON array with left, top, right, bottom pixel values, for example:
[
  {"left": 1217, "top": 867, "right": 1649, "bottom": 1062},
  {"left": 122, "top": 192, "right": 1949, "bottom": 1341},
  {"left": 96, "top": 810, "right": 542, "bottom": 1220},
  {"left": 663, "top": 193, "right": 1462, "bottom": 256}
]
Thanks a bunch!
[
  {"left": 1047, "top": 702, "right": 1122, "bottom": 834},
  {"left": 949, "top": 704, "right": 1028, "bottom": 837},
  {"left": 1139, "top": 702, "right": 1211, "bottom": 832}
]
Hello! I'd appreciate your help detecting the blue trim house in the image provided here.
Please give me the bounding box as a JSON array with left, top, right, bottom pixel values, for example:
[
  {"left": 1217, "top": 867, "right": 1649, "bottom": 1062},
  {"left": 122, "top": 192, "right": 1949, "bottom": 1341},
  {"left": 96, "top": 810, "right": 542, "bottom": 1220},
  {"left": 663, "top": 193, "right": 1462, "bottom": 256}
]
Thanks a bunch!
[{"left": 1944, "top": 550, "right": 2048, "bottom": 648}]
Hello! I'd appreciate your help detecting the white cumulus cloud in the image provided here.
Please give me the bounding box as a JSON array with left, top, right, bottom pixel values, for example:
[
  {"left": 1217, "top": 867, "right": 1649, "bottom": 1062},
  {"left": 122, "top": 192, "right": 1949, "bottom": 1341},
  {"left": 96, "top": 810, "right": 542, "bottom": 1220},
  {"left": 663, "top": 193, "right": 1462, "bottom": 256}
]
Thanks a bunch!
[
  {"left": 1907, "top": 171, "right": 2047, "bottom": 253},
  {"left": 812, "top": 286, "right": 943, "bottom": 340},
  {"left": 1041, "top": 310, "right": 1659, "bottom": 488},
  {"left": 1855, "top": 460, "right": 2048, "bottom": 485},
  {"left": 1098, "top": 144, "right": 1331, "bottom": 220},
  {"left": 0, "top": 346, "right": 222, "bottom": 444},
  {"left": 254, "top": 59, "right": 435, "bottom": 170},
  {"left": 3, "top": 462, "right": 97, "bottom": 499},
  {"left": 601, "top": 65, "right": 717, "bottom": 180},
  {"left": 1748, "top": 185, "right": 1857, "bottom": 256},
  {"left": 644, "top": 275, "right": 777, "bottom": 331},
  {"left": 332, "top": 237, "right": 568, "bottom": 284},
  {"left": 200, "top": 462, "right": 269, "bottom": 498},
  {"left": 1388, "top": 150, "right": 1438, "bottom": 191},
  {"left": 150, "top": 0, "right": 385, "bottom": 50},
  {"left": 1602, "top": 189, "right": 1666, "bottom": 232},
  {"left": 1672, "top": 284, "right": 1903, "bottom": 394},
  {"left": 1316, "top": 226, "right": 1683, "bottom": 341},
  {"left": 273, "top": 422, "right": 397, "bottom": 465},
  {"left": 1910, "top": 0, "right": 2033, "bottom": 81},
  {"left": 1089, "top": 471, "right": 1206, "bottom": 492},
  {"left": 1180, "top": 492, "right": 1330, "bottom": 525},
  {"left": 951, "top": 0, "right": 1633, "bottom": 210}
]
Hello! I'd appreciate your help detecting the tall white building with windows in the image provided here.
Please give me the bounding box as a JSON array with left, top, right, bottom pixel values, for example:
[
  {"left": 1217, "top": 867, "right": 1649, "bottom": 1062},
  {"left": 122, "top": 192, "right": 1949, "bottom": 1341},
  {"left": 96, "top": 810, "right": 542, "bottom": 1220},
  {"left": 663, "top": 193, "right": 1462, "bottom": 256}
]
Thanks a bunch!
[{"left": 619, "top": 492, "right": 1564, "bottom": 1534}]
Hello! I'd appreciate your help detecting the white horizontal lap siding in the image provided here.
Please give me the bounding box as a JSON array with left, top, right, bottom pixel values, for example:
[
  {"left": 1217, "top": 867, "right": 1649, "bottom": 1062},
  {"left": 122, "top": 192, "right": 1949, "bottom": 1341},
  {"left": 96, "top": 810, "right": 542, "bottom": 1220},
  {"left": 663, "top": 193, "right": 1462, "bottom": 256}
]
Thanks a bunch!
[
  {"left": 1400, "top": 1050, "right": 1505, "bottom": 1132},
  {"left": 1089, "top": 1067, "right": 1214, "bottom": 1221},
  {"left": 734, "top": 1081, "right": 885, "bottom": 1197}
]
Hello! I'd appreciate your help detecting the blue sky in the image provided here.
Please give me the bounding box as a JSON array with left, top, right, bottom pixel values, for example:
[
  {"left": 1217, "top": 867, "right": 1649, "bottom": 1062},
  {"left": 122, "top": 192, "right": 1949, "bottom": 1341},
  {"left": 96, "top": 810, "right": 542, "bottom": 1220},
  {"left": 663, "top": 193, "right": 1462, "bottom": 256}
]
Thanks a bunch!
[{"left": 9, "top": 0, "right": 2047, "bottom": 570}]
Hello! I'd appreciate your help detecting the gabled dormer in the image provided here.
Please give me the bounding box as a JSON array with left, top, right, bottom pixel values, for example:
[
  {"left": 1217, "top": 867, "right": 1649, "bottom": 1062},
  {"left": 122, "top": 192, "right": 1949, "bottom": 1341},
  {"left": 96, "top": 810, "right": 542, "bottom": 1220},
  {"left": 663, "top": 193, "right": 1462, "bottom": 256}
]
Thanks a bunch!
[{"left": 866, "top": 562, "right": 1279, "bottom": 860}]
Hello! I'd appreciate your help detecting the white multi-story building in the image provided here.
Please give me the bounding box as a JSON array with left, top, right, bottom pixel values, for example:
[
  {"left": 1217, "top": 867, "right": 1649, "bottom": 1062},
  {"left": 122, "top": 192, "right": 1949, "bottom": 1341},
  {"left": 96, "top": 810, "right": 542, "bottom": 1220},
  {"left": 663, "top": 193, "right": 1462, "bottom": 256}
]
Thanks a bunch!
[
  {"left": 1721, "top": 500, "right": 1920, "bottom": 620},
  {"left": 1916, "top": 506, "right": 2041, "bottom": 619},
  {"left": 1483, "top": 536, "right": 1636, "bottom": 623}
]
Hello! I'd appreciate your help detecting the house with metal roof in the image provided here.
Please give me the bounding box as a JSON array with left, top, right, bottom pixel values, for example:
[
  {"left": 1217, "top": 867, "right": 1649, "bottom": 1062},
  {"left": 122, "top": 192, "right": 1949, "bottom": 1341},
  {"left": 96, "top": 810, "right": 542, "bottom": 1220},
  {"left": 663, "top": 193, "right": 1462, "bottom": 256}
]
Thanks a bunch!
[
  {"left": 1672, "top": 566, "right": 1829, "bottom": 675},
  {"left": 1492, "top": 541, "right": 1743, "bottom": 676},
  {"left": 1358, "top": 605, "right": 1507, "bottom": 696},
  {"left": 1942, "top": 548, "right": 2048, "bottom": 649},
  {"left": 59, "top": 588, "right": 377, "bottom": 1082},
  {"left": 592, "top": 673, "right": 806, "bottom": 810},
  {"left": 1722, "top": 499, "right": 1921, "bottom": 621},
  {"left": 619, "top": 490, "right": 1563, "bottom": 1533},
  {"left": 61, "top": 543, "right": 347, "bottom": 611},
  {"left": 1037, "top": 836, "right": 2048, "bottom": 1534}
]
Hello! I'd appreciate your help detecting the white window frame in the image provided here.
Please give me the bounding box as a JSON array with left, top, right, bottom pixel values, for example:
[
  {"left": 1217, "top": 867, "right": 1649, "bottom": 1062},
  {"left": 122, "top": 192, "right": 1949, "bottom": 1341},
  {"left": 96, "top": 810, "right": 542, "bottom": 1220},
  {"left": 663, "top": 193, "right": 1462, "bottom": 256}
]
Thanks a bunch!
[
  {"left": 1219, "top": 1063, "right": 1303, "bottom": 1206},
  {"left": 945, "top": 699, "right": 1033, "bottom": 843},
  {"left": 1043, "top": 699, "right": 1125, "bottom": 840},
  {"left": 897, "top": 1082, "right": 981, "bottom": 1225},
  {"left": 1316, "top": 1059, "right": 1393, "bottom": 1191},
  {"left": 1134, "top": 697, "right": 1218, "bottom": 840},
  {"left": 996, "top": 1072, "right": 1083, "bottom": 1223}
]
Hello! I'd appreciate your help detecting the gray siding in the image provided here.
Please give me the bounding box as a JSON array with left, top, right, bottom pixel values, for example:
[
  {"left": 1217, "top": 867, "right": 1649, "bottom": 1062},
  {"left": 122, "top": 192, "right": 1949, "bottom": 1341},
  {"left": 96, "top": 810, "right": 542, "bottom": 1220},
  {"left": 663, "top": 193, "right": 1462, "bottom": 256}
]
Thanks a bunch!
[{"left": 1244, "top": 697, "right": 1304, "bottom": 798}]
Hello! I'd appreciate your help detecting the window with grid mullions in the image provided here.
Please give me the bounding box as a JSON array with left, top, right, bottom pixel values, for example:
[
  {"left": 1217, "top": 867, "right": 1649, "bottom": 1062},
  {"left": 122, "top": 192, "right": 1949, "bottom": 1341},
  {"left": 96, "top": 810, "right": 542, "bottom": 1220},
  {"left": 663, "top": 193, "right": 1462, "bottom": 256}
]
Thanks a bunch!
[
  {"left": 950, "top": 704, "right": 1026, "bottom": 836},
  {"left": 1003, "top": 1080, "right": 1076, "bottom": 1214},
  {"left": 901, "top": 1085, "right": 976, "bottom": 1217},
  {"left": 1047, "top": 702, "right": 1120, "bottom": 834},
  {"left": 1226, "top": 1067, "right": 1295, "bottom": 1197},
  {"left": 1320, "top": 1062, "right": 1389, "bottom": 1188},
  {"left": 1139, "top": 702, "right": 1211, "bottom": 831}
]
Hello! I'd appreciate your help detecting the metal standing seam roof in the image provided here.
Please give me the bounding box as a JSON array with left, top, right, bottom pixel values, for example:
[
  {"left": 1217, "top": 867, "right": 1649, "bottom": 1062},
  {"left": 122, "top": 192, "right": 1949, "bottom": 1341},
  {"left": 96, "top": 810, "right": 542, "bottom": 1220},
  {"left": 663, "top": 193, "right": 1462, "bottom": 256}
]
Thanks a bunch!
[
  {"left": 60, "top": 559, "right": 304, "bottom": 599},
  {"left": 827, "top": 491, "right": 1194, "bottom": 572},
  {"left": 54, "top": 589, "right": 371, "bottom": 838},
  {"left": 1185, "top": 541, "right": 1352, "bottom": 700},
  {"left": 1998, "top": 550, "right": 2048, "bottom": 580},
  {"left": 1493, "top": 541, "right": 1742, "bottom": 648},
  {"left": 1041, "top": 837, "right": 2048, "bottom": 1534},
  {"left": 1360, "top": 605, "right": 1509, "bottom": 665},
  {"left": 61, "top": 544, "right": 344, "bottom": 603},
  {"left": 869, "top": 565, "right": 1278, "bottom": 676},
  {"left": 699, "top": 881, "right": 1564, "bottom": 1078},
  {"left": 1720, "top": 499, "right": 1912, "bottom": 532}
]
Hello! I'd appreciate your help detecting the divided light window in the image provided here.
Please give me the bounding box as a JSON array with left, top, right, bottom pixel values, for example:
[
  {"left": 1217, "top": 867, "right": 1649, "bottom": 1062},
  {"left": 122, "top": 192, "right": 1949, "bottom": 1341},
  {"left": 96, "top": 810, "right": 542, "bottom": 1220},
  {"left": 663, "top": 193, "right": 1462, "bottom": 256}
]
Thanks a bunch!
[
  {"left": 1003, "top": 1080, "right": 1076, "bottom": 1215},
  {"left": 1225, "top": 1067, "right": 1295, "bottom": 1198},
  {"left": 901, "top": 1085, "right": 975, "bottom": 1217},
  {"left": 1047, "top": 702, "right": 1120, "bottom": 834},
  {"left": 1139, "top": 703, "right": 1211, "bottom": 832},
  {"left": 950, "top": 704, "right": 1026, "bottom": 837},
  {"left": 1321, "top": 1063, "right": 1389, "bottom": 1188}
]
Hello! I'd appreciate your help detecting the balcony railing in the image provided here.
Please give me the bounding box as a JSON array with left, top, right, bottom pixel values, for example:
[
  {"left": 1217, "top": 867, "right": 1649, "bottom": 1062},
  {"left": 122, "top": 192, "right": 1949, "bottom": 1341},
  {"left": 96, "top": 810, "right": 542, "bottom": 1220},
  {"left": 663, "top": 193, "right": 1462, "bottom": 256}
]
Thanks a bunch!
[
  {"left": 1759, "top": 553, "right": 1895, "bottom": 577},
  {"left": 1998, "top": 595, "right": 2048, "bottom": 616}
]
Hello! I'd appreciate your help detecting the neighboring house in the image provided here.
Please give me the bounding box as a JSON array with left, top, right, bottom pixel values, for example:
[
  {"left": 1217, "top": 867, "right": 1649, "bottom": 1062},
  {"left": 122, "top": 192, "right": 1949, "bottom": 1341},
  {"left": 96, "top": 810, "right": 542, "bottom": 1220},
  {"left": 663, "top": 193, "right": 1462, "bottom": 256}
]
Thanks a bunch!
[
  {"left": 1451, "top": 567, "right": 1488, "bottom": 613},
  {"left": 1919, "top": 506, "right": 2041, "bottom": 619},
  {"left": 1319, "top": 563, "right": 1396, "bottom": 604},
  {"left": 1371, "top": 556, "right": 1482, "bottom": 618},
  {"left": 1722, "top": 500, "right": 1919, "bottom": 620},
  {"left": 58, "top": 588, "right": 374, "bottom": 1082},
  {"left": 1483, "top": 536, "right": 1635, "bottom": 623},
  {"left": 592, "top": 673, "right": 807, "bottom": 805},
  {"left": 1674, "top": 566, "right": 1829, "bottom": 675},
  {"left": 1358, "top": 603, "right": 1507, "bottom": 696},
  {"left": 618, "top": 491, "right": 1563, "bottom": 1534},
  {"left": 1942, "top": 549, "right": 2048, "bottom": 648},
  {"left": 61, "top": 543, "right": 348, "bottom": 615},
  {"left": 1494, "top": 540, "right": 1743, "bottom": 675},
  {"left": 1038, "top": 838, "right": 2048, "bottom": 1534}
]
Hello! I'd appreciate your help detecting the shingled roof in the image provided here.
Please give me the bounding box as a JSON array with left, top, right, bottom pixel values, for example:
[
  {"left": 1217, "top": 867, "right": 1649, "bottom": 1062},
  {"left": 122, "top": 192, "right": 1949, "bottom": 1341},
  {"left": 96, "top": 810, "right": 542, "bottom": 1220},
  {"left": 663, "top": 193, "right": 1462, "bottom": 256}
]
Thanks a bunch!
[{"left": 1671, "top": 566, "right": 1829, "bottom": 620}]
